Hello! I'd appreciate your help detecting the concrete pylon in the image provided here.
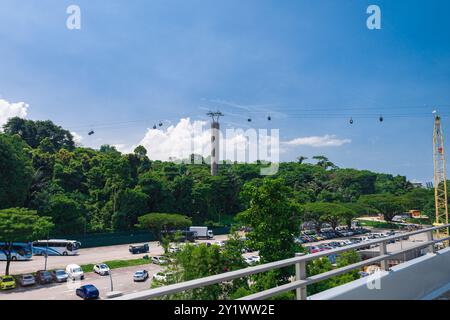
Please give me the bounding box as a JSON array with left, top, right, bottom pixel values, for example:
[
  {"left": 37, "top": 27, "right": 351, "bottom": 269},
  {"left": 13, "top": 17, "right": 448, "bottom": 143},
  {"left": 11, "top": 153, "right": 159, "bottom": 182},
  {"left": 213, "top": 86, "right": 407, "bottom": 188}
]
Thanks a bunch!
[
  {"left": 211, "top": 121, "right": 220, "bottom": 176},
  {"left": 207, "top": 111, "right": 223, "bottom": 176}
]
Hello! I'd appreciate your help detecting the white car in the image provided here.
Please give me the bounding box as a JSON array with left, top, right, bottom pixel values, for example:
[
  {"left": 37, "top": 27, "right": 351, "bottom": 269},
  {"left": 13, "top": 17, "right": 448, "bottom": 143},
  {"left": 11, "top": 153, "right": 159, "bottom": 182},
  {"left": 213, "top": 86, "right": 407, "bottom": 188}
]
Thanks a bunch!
[
  {"left": 66, "top": 264, "right": 84, "bottom": 281},
  {"left": 152, "top": 271, "right": 174, "bottom": 282},
  {"left": 250, "top": 255, "right": 260, "bottom": 264},
  {"left": 244, "top": 256, "right": 255, "bottom": 265},
  {"left": 93, "top": 263, "right": 110, "bottom": 276},
  {"left": 168, "top": 246, "right": 181, "bottom": 253},
  {"left": 152, "top": 256, "right": 168, "bottom": 265},
  {"left": 214, "top": 241, "right": 226, "bottom": 247},
  {"left": 133, "top": 270, "right": 149, "bottom": 282}
]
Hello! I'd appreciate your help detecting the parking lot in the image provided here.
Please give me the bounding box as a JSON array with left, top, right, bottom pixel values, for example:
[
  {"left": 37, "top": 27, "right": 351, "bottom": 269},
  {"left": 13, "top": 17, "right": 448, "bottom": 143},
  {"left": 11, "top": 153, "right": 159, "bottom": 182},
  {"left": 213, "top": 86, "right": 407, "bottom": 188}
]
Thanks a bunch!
[
  {"left": 1, "top": 227, "right": 426, "bottom": 300},
  {"left": 0, "top": 234, "right": 246, "bottom": 300},
  {"left": 0, "top": 264, "right": 162, "bottom": 300}
]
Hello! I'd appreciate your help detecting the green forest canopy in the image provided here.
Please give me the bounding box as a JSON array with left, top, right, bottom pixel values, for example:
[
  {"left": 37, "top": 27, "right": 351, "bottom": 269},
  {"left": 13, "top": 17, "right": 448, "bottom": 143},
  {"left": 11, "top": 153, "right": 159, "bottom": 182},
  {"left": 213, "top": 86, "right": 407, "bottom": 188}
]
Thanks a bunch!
[{"left": 0, "top": 117, "right": 436, "bottom": 236}]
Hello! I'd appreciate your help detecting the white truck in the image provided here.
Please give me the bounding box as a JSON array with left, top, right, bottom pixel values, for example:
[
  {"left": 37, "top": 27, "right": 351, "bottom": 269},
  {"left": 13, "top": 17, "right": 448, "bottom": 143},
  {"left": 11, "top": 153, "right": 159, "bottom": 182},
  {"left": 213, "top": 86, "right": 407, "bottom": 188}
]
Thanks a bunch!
[{"left": 189, "top": 227, "right": 214, "bottom": 239}]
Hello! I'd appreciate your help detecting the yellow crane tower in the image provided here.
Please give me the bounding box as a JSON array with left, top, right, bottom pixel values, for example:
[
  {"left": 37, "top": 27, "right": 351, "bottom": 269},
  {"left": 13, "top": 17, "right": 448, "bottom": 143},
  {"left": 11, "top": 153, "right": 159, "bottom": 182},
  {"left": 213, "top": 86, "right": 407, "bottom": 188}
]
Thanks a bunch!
[{"left": 433, "top": 113, "right": 449, "bottom": 240}]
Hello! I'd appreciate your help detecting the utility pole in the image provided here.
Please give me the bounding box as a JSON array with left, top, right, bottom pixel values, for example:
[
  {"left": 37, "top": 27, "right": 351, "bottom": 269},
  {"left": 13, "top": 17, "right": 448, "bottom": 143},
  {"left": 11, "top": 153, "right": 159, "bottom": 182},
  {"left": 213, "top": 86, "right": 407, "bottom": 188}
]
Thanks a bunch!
[
  {"left": 109, "top": 270, "right": 114, "bottom": 292},
  {"left": 206, "top": 111, "right": 223, "bottom": 176},
  {"left": 44, "top": 231, "right": 49, "bottom": 271}
]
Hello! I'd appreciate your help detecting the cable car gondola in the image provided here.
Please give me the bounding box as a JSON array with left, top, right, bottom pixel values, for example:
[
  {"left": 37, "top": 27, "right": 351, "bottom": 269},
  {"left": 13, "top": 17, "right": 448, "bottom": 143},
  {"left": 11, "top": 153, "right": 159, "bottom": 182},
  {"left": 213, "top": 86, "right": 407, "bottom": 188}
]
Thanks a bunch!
[
  {"left": 349, "top": 117, "right": 354, "bottom": 125},
  {"left": 88, "top": 130, "right": 95, "bottom": 136},
  {"left": 379, "top": 115, "right": 384, "bottom": 122}
]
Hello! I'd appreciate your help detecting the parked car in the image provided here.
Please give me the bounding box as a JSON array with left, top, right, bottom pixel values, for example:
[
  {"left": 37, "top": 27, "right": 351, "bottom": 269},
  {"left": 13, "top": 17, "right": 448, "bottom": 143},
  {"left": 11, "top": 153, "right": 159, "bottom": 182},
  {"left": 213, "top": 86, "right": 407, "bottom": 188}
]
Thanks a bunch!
[
  {"left": 249, "top": 255, "right": 260, "bottom": 264},
  {"left": 319, "top": 244, "right": 333, "bottom": 251},
  {"left": 18, "top": 274, "right": 36, "bottom": 287},
  {"left": 133, "top": 270, "right": 149, "bottom": 282},
  {"left": 76, "top": 284, "right": 99, "bottom": 300},
  {"left": 36, "top": 270, "right": 53, "bottom": 284},
  {"left": 328, "top": 241, "right": 343, "bottom": 248},
  {"left": 244, "top": 256, "right": 255, "bottom": 265},
  {"left": 341, "top": 240, "right": 355, "bottom": 246},
  {"left": 0, "top": 276, "right": 16, "bottom": 290},
  {"left": 152, "top": 271, "right": 174, "bottom": 282},
  {"left": 359, "top": 271, "right": 370, "bottom": 278},
  {"left": 66, "top": 264, "right": 84, "bottom": 281},
  {"left": 51, "top": 269, "right": 68, "bottom": 283},
  {"left": 93, "top": 264, "right": 110, "bottom": 276},
  {"left": 152, "top": 256, "right": 168, "bottom": 265},
  {"left": 168, "top": 246, "right": 181, "bottom": 254},
  {"left": 214, "top": 241, "right": 226, "bottom": 247},
  {"left": 129, "top": 243, "right": 149, "bottom": 254},
  {"left": 309, "top": 246, "right": 321, "bottom": 254}
]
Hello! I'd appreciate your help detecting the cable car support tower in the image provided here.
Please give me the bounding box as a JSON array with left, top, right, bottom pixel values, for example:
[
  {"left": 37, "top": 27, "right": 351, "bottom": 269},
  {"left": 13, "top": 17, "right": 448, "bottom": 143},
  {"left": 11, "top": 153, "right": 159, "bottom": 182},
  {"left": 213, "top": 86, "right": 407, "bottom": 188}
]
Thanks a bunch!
[{"left": 433, "top": 113, "right": 449, "bottom": 240}]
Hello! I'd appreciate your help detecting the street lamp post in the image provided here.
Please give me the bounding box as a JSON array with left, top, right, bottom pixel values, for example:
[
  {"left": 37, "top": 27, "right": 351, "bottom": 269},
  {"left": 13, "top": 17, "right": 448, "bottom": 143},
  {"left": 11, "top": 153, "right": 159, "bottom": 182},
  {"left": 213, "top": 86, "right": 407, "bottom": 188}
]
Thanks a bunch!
[
  {"left": 44, "top": 232, "right": 49, "bottom": 271},
  {"left": 109, "top": 270, "right": 114, "bottom": 292}
]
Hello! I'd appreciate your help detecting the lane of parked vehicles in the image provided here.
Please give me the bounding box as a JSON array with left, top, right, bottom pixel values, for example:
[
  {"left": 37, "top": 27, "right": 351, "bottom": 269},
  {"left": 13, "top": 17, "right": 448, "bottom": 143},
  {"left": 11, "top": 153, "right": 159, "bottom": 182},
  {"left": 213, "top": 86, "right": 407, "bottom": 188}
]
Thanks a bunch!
[
  {"left": 0, "top": 235, "right": 261, "bottom": 299},
  {"left": 300, "top": 227, "right": 411, "bottom": 254},
  {"left": 7, "top": 226, "right": 399, "bottom": 298}
]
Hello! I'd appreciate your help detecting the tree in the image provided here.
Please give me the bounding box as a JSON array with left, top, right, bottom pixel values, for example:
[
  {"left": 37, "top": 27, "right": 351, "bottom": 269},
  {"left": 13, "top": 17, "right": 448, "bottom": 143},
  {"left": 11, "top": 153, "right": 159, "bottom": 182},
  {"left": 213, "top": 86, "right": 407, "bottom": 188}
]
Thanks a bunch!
[
  {"left": 358, "top": 194, "right": 407, "bottom": 222},
  {"left": 301, "top": 202, "right": 356, "bottom": 231},
  {"left": 237, "top": 178, "right": 302, "bottom": 286},
  {"left": 307, "top": 250, "right": 361, "bottom": 295},
  {"left": 0, "top": 208, "right": 53, "bottom": 275},
  {"left": 112, "top": 188, "right": 148, "bottom": 231},
  {"left": 137, "top": 213, "right": 192, "bottom": 240},
  {"left": 0, "top": 134, "right": 34, "bottom": 209},
  {"left": 155, "top": 232, "right": 247, "bottom": 300},
  {"left": 133, "top": 145, "right": 147, "bottom": 158},
  {"left": 340, "top": 203, "right": 374, "bottom": 229},
  {"left": 3, "top": 117, "right": 74, "bottom": 150},
  {"left": 296, "top": 156, "right": 308, "bottom": 164},
  {"left": 41, "top": 194, "right": 86, "bottom": 235},
  {"left": 312, "top": 156, "right": 337, "bottom": 170}
]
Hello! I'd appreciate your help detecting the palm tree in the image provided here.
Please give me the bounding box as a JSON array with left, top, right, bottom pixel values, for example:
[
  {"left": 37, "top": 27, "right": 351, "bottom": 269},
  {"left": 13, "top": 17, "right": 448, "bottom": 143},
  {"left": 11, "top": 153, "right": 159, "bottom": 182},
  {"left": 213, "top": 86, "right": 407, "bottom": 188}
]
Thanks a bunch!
[{"left": 297, "top": 156, "right": 308, "bottom": 164}]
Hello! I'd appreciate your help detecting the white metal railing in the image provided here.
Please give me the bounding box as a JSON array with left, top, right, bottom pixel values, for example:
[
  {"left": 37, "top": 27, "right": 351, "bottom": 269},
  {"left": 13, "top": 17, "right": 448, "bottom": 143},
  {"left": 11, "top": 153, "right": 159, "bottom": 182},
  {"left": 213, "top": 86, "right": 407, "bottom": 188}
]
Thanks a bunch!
[{"left": 113, "top": 224, "right": 450, "bottom": 300}]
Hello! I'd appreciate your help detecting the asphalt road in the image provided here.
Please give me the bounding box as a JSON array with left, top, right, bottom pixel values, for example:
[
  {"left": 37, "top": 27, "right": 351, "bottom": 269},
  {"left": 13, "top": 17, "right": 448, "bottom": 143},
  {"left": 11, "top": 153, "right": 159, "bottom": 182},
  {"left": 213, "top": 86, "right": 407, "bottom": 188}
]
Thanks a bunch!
[
  {"left": 0, "top": 235, "right": 230, "bottom": 276},
  {"left": 0, "top": 235, "right": 232, "bottom": 300}
]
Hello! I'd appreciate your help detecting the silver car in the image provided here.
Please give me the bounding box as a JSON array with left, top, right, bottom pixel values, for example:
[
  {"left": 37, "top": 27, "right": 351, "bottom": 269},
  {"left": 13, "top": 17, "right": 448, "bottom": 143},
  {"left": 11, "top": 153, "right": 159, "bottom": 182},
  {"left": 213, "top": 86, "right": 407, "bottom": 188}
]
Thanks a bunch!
[
  {"left": 18, "top": 274, "right": 36, "bottom": 287},
  {"left": 133, "top": 270, "right": 149, "bottom": 282},
  {"left": 52, "top": 269, "right": 69, "bottom": 283}
]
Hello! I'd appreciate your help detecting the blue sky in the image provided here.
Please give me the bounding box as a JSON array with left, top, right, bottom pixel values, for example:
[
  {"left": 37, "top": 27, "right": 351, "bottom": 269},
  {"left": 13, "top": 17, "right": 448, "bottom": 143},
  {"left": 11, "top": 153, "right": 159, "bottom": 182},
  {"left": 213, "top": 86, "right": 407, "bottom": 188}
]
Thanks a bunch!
[{"left": 0, "top": 0, "right": 449, "bottom": 182}]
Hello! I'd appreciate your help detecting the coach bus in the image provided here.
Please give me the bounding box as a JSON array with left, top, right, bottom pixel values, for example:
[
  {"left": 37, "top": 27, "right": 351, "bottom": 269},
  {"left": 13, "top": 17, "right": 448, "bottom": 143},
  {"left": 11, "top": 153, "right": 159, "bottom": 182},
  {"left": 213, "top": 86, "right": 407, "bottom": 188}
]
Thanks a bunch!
[
  {"left": 32, "top": 239, "right": 81, "bottom": 256},
  {"left": 0, "top": 242, "right": 33, "bottom": 261}
]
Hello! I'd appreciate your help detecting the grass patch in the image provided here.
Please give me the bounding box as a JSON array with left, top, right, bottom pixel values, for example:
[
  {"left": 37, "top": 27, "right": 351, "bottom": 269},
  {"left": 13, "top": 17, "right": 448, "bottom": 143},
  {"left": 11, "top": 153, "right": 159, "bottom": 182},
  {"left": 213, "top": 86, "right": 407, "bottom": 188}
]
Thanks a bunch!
[
  {"left": 405, "top": 218, "right": 432, "bottom": 225},
  {"left": 81, "top": 257, "right": 151, "bottom": 273},
  {"left": 358, "top": 220, "right": 401, "bottom": 230}
]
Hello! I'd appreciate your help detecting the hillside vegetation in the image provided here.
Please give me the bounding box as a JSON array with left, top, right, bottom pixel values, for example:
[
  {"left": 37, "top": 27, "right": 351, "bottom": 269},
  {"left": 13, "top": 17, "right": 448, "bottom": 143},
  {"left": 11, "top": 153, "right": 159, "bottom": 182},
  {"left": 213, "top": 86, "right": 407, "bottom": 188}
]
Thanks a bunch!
[{"left": 0, "top": 117, "right": 435, "bottom": 236}]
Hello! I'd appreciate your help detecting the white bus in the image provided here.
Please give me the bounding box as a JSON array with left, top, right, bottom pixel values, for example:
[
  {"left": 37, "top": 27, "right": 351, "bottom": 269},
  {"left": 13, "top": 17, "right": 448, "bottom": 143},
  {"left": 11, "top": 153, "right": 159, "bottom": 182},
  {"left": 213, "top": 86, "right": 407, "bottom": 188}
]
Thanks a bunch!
[
  {"left": 0, "top": 242, "right": 33, "bottom": 261},
  {"left": 32, "top": 239, "right": 81, "bottom": 256}
]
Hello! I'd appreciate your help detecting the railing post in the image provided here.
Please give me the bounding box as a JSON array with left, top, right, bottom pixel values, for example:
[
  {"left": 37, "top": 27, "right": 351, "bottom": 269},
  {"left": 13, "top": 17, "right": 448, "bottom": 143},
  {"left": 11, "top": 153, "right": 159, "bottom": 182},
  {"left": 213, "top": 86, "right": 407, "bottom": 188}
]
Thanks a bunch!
[
  {"left": 295, "top": 253, "right": 307, "bottom": 300},
  {"left": 379, "top": 241, "right": 388, "bottom": 271},
  {"left": 426, "top": 230, "right": 435, "bottom": 253}
]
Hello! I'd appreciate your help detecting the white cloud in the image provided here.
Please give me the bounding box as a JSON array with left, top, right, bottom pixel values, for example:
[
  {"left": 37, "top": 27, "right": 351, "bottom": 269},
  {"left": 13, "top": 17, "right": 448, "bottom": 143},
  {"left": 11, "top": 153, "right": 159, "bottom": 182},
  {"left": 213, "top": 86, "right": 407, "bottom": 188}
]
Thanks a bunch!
[
  {"left": 71, "top": 131, "right": 83, "bottom": 144},
  {"left": 119, "top": 118, "right": 280, "bottom": 163},
  {"left": 0, "top": 98, "right": 29, "bottom": 129},
  {"left": 283, "top": 135, "right": 351, "bottom": 148}
]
